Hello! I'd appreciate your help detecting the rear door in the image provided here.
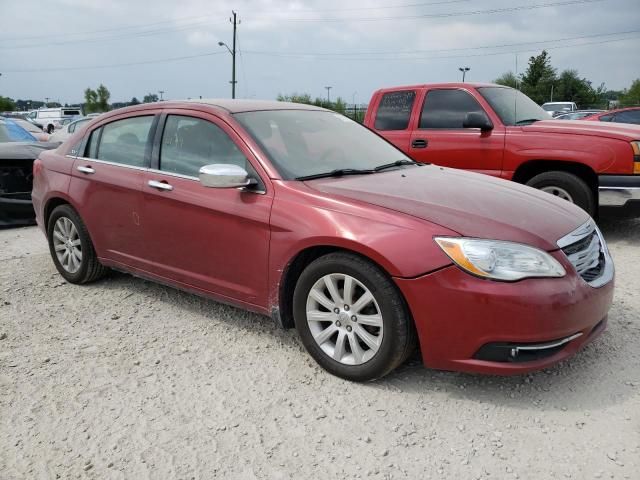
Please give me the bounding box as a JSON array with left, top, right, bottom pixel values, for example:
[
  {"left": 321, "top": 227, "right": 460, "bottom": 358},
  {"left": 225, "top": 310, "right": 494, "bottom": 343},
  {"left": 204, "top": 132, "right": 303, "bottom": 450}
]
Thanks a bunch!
[
  {"left": 69, "top": 113, "right": 159, "bottom": 267},
  {"left": 140, "top": 110, "right": 273, "bottom": 307},
  {"left": 408, "top": 88, "right": 505, "bottom": 175},
  {"left": 369, "top": 89, "right": 418, "bottom": 153}
]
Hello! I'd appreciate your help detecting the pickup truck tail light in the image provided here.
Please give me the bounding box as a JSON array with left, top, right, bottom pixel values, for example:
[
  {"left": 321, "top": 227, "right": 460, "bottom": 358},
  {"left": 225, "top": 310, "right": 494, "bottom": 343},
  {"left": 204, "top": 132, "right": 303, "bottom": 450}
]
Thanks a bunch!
[{"left": 632, "top": 141, "right": 640, "bottom": 173}]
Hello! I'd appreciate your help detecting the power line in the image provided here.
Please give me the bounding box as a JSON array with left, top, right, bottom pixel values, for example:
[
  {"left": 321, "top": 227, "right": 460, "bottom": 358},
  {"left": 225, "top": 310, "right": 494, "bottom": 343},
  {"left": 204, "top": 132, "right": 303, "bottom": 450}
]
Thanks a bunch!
[
  {"left": 0, "top": 0, "right": 469, "bottom": 43},
  {"left": 2, "top": 29, "right": 636, "bottom": 74},
  {"left": 3, "top": 51, "right": 226, "bottom": 73},
  {"left": 0, "top": 0, "right": 605, "bottom": 48},
  {"left": 272, "top": 0, "right": 604, "bottom": 22},
  {"left": 244, "top": 29, "right": 640, "bottom": 58}
]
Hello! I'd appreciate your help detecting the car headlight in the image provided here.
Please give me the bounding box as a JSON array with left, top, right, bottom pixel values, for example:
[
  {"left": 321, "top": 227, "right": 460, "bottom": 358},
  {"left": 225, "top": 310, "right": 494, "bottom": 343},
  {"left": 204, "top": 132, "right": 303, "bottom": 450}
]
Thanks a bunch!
[{"left": 434, "top": 237, "right": 566, "bottom": 281}]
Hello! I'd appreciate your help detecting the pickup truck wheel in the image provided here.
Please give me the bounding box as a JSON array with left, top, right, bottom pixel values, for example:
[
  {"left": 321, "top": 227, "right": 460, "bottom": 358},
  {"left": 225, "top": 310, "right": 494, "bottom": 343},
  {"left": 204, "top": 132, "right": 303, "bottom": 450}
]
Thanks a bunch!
[
  {"left": 526, "top": 171, "right": 595, "bottom": 216},
  {"left": 293, "top": 252, "right": 416, "bottom": 382}
]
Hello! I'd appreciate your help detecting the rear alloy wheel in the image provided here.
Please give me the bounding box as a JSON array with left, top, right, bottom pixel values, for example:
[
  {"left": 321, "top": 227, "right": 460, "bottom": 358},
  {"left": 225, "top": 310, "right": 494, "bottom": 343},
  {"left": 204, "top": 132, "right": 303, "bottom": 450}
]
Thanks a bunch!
[
  {"left": 293, "top": 252, "right": 416, "bottom": 382},
  {"left": 526, "top": 171, "right": 595, "bottom": 216},
  {"left": 47, "top": 204, "right": 107, "bottom": 284}
]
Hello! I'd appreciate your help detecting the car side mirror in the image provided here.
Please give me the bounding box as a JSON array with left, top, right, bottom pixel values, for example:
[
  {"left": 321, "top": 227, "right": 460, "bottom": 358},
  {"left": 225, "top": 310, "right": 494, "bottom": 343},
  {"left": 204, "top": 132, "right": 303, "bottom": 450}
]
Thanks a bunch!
[
  {"left": 199, "top": 164, "right": 256, "bottom": 189},
  {"left": 463, "top": 112, "right": 494, "bottom": 131}
]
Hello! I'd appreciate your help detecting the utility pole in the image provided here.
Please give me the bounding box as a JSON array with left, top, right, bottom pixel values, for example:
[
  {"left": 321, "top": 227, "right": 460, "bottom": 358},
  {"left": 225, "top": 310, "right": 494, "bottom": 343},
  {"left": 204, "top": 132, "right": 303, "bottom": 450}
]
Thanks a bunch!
[
  {"left": 550, "top": 84, "right": 554, "bottom": 102},
  {"left": 325, "top": 86, "right": 332, "bottom": 104},
  {"left": 158, "top": 90, "right": 164, "bottom": 101},
  {"left": 220, "top": 12, "right": 239, "bottom": 99},
  {"left": 45, "top": 97, "right": 49, "bottom": 106},
  {"left": 231, "top": 11, "right": 238, "bottom": 99}
]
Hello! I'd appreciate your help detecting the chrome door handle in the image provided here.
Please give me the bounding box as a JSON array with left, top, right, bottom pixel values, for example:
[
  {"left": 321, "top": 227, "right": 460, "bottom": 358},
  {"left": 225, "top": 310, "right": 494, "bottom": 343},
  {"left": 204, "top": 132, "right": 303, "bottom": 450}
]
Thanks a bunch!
[
  {"left": 148, "top": 180, "right": 173, "bottom": 191},
  {"left": 77, "top": 165, "right": 95, "bottom": 174}
]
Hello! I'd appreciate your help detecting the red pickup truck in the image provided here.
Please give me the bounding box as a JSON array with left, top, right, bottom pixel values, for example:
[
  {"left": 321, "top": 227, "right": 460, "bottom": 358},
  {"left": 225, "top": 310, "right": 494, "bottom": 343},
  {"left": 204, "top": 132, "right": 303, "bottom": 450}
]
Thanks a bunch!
[{"left": 364, "top": 83, "right": 640, "bottom": 215}]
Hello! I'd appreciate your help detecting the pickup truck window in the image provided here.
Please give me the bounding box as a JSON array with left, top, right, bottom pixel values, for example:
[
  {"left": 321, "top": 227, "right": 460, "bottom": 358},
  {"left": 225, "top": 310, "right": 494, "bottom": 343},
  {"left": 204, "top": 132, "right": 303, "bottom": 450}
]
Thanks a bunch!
[
  {"left": 419, "top": 89, "right": 485, "bottom": 129},
  {"left": 374, "top": 91, "right": 416, "bottom": 131},
  {"left": 478, "top": 87, "right": 548, "bottom": 126}
]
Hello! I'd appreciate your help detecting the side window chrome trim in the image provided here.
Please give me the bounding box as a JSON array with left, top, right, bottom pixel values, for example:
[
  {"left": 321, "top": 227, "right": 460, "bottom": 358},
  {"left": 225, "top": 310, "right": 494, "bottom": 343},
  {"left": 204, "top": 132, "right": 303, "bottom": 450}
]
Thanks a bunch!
[{"left": 72, "top": 156, "right": 150, "bottom": 172}]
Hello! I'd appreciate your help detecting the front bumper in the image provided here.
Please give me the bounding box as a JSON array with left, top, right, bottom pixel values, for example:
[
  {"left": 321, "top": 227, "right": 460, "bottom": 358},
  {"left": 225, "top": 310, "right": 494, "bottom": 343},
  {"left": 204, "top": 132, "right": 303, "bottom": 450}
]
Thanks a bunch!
[
  {"left": 599, "top": 175, "right": 640, "bottom": 207},
  {"left": 395, "top": 251, "right": 614, "bottom": 375}
]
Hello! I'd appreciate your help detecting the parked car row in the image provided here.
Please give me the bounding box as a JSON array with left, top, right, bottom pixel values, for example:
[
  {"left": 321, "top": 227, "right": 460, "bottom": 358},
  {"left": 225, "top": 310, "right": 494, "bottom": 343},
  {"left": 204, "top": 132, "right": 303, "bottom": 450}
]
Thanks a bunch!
[{"left": 29, "top": 89, "right": 627, "bottom": 381}]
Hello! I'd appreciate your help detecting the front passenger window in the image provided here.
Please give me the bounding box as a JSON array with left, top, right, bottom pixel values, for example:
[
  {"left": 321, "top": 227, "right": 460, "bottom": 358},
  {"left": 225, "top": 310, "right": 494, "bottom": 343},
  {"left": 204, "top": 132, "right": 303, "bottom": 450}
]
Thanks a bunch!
[
  {"left": 420, "top": 89, "right": 485, "bottom": 129},
  {"left": 159, "top": 115, "right": 248, "bottom": 177}
]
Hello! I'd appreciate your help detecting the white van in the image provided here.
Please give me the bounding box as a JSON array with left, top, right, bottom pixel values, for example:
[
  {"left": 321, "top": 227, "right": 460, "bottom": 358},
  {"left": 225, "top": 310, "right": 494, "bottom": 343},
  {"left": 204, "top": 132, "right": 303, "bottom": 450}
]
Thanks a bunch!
[{"left": 27, "top": 107, "right": 83, "bottom": 133}]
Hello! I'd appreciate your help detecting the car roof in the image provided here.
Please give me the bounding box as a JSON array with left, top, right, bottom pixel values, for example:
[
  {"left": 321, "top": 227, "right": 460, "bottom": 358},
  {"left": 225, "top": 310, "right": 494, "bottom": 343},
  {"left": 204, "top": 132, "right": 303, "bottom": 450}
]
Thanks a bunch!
[
  {"left": 100, "top": 99, "right": 328, "bottom": 118},
  {"left": 374, "top": 82, "right": 499, "bottom": 92}
]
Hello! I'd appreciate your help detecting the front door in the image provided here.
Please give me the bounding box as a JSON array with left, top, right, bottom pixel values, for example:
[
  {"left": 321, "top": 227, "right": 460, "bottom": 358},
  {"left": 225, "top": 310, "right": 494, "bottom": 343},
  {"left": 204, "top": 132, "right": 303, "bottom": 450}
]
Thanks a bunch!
[
  {"left": 140, "top": 112, "right": 273, "bottom": 308},
  {"left": 408, "top": 88, "right": 505, "bottom": 176}
]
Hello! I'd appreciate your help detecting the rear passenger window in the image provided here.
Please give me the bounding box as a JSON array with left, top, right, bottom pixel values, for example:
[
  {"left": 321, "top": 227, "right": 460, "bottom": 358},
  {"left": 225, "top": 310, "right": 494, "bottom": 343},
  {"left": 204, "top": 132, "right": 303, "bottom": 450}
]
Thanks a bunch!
[
  {"left": 159, "top": 115, "right": 247, "bottom": 177},
  {"left": 374, "top": 91, "right": 416, "bottom": 131},
  {"left": 420, "top": 89, "right": 485, "bottom": 129},
  {"left": 94, "top": 116, "right": 154, "bottom": 167}
]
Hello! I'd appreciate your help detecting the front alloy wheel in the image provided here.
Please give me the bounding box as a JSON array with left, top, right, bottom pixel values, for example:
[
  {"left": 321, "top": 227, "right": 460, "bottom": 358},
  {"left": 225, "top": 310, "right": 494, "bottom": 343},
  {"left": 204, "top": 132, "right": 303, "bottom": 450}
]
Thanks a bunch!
[
  {"left": 306, "top": 273, "right": 384, "bottom": 365},
  {"left": 293, "top": 252, "right": 416, "bottom": 382}
]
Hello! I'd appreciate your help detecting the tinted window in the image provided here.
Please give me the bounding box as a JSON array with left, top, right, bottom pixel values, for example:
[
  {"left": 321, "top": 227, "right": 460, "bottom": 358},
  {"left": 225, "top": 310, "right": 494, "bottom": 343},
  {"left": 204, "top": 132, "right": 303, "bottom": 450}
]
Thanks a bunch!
[
  {"left": 159, "top": 115, "right": 247, "bottom": 177},
  {"left": 599, "top": 114, "right": 614, "bottom": 122},
  {"left": 420, "top": 89, "right": 485, "bottom": 129},
  {"left": 477, "top": 87, "right": 548, "bottom": 126},
  {"left": 95, "top": 116, "right": 154, "bottom": 167},
  {"left": 612, "top": 110, "right": 640, "bottom": 125},
  {"left": 374, "top": 91, "right": 416, "bottom": 130}
]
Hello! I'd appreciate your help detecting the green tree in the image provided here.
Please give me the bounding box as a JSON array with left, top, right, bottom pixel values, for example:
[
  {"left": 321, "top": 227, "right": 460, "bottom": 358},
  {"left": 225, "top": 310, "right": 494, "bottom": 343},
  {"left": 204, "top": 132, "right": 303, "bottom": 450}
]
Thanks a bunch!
[
  {"left": 0, "top": 96, "right": 16, "bottom": 111},
  {"left": 520, "top": 50, "right": 557, "bottom": 104},
  {"left": 130, "top": 97, "right": 140, "bottom": 105},
  {"left": 554, "top": 70, "right": 605, "bottom": 108},
  {"left": 494, "top": 71, "right": 519, "bottom": 88},
  {"left": 143, "top": 93, "right": 159, "bottom": 103},
  {"left": 619, "top": 79, "right": 640, "bottom": 106},
  {"left": 277, "top": 93, "right": 313, "bottom": 104},
  {"left": 84, "top": 87, "right": 99, "bottom": 113},
  {"left": 96, "top": 84, "right": 110, "bottom": 112}
]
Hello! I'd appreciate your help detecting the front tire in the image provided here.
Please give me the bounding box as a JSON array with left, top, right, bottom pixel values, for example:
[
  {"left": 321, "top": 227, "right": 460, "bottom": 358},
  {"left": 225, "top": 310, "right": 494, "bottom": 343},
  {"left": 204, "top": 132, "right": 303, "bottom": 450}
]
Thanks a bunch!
[
  {"left": 526, "top": 171, "right": 595, "bottom": 216},
  {"left": 47, "top": 204, "right": 107, "bottom": 284},
  {"left": 293, "top": 252, "right": 416, "bottom": 382}
]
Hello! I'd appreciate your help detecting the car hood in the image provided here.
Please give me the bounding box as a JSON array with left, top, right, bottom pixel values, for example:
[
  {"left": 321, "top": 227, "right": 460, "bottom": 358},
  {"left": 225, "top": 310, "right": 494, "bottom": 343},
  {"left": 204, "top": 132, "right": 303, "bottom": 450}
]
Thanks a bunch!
[
  {"left": 0, "top": 141, "right": 58, "bottom": 161},
  {"left": 523, "top": 119, "right": 640, "bottom": 141},
  {"left": 304, "top": 165, "right": 590, "bottom": 251}
]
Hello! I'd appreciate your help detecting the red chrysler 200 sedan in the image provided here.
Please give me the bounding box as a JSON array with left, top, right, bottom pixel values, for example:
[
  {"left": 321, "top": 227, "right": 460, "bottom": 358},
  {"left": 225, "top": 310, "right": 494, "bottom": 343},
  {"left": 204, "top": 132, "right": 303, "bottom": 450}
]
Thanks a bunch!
[{"left": 31, "top": 100, "right": 615, "bottom": 381}]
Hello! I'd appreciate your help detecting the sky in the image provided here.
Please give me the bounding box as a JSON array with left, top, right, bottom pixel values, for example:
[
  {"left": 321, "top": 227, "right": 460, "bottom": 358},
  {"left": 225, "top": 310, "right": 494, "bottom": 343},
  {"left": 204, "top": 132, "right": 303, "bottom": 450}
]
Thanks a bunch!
[{"left": 1, "top": 0, "right": 639, "bottom": 105}]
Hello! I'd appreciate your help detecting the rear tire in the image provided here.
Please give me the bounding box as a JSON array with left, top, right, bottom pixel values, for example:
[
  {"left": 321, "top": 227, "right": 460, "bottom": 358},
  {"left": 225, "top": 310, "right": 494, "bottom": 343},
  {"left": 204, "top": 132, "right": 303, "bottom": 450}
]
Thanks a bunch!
[
  {"left": 293, "top": 252, "right": 416, "bottom": 382},
  {"left": 47, "top": 204, "right": 107, "bottom": 284},
  {"left": 47, "top": 124, "right": 54, "bottom": 134},
  {"left": 526, "top": 171, "right": 595, "bottom": 216}
]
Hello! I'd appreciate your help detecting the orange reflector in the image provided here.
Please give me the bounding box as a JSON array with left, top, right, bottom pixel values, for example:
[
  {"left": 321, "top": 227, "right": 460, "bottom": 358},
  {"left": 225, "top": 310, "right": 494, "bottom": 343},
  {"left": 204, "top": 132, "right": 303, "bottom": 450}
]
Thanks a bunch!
[{"left": 635, "top": 162, "right": 640, "bottom": 174}]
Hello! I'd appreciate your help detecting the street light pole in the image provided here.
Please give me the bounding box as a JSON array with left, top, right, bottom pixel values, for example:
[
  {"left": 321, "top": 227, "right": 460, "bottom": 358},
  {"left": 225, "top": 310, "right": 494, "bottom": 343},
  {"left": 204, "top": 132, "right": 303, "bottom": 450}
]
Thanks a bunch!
[
  {"left": 219, "top": 12, "right": 239, "bottom": 99},
  {"left": 458, "top": 67, "right": 470, "bottom": 82},
  {"left": 325, "top": 86, "right": 332, "bottom": 104},
  {"left": 158, "top": 90, "right": 164, "bottom": 101}
]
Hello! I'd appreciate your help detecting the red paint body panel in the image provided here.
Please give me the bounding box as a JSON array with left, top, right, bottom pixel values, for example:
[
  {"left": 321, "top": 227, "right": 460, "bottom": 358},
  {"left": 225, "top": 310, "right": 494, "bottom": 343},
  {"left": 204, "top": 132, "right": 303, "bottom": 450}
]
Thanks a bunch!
[
  {"left": 365, "top": 83, "right": 640, "bottom": 181},
  {"left": 396, "top": 251, "right": 614, "bottom": 374},
  {"left": 32, "top": 99, "right": 616, "bottom": 376}
]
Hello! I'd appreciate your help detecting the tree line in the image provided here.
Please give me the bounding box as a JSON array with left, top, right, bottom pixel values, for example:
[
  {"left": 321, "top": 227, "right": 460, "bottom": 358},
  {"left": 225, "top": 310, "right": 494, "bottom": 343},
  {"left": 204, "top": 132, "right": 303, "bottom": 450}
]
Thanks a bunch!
[{"left": 494, "top": 50, "right": 639, "bottom": 108}]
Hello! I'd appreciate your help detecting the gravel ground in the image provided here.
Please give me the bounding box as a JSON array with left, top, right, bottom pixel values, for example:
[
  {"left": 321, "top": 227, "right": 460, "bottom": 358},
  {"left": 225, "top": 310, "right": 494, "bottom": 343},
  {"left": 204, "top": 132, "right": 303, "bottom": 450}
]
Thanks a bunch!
[{"left": 1, "top": 217, "right": 639, "bottom": 480}]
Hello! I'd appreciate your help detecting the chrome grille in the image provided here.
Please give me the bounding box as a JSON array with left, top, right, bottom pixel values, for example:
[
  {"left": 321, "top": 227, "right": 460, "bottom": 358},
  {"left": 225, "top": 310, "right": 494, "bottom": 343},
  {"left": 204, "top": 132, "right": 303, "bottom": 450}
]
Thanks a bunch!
[{"left": 557, "top": 220, "right": 613, "bottom": 287}]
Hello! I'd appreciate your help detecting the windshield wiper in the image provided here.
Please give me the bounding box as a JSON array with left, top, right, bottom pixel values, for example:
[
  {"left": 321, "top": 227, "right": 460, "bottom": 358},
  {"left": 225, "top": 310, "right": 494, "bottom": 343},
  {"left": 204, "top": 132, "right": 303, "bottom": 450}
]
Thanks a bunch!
[
  {"left": 515, "top": 118, "right": 542, "bottom": 125},
  {"left": 373, "top": 159, "right": 420, "bottom": 172},
  {"left": 296, "top": 168, "right": 375, "bottom": 181}
]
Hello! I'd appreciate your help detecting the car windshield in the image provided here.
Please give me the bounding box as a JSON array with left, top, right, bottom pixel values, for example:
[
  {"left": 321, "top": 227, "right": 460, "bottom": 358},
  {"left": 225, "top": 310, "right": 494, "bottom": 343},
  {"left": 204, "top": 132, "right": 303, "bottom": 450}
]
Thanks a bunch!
[
  {"left": 478, "top": 87, "right": 549, "bottom": 126},
  {"left": 234, "top": 110, "right": 413, "bottom": 180},
  {"left": 0, "top": 119, "right": 37, "bottom": 142}
]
